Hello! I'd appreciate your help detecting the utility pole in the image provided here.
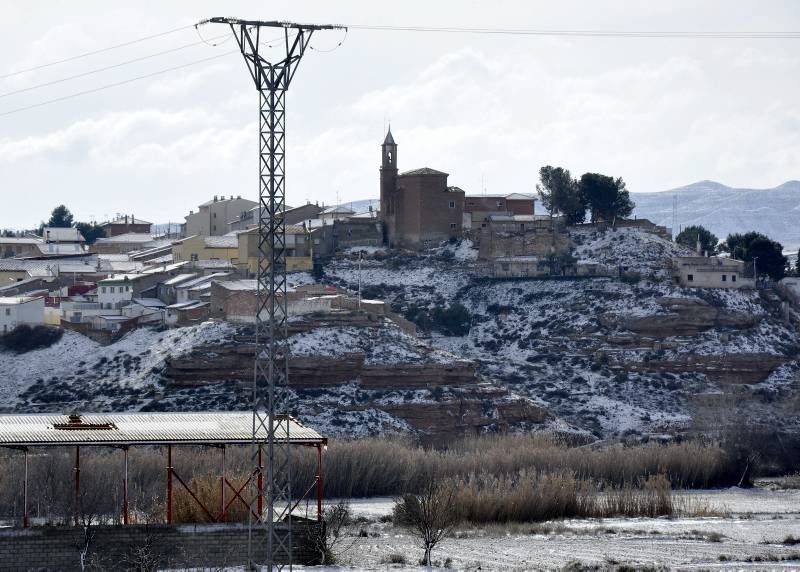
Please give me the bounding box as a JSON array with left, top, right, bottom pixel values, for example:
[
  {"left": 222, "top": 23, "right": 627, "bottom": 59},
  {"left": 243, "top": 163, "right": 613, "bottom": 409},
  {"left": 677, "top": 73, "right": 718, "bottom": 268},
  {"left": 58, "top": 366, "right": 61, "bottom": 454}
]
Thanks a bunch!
[{"left": 200, "top": 17, "right": 345, "bottom": 571}]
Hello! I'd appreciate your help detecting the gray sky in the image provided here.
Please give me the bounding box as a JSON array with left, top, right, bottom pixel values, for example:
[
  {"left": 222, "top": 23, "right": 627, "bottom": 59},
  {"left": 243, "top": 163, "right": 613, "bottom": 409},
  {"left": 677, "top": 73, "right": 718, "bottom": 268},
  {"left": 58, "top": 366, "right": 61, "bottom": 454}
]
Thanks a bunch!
[{"left": 1, "top": 0, "right": 798, "bottom": 229}]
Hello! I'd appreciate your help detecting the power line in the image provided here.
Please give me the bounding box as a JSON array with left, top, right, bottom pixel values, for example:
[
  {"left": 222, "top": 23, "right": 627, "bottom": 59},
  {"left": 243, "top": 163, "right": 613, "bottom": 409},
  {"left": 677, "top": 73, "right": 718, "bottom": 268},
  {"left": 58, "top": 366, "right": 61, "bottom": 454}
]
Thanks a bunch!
[
  {"left": 0, "top": 23, "right": 196, "bottom": 79},
  {"left": 0, "top": 33, "right": 230, "bottom": 99},
  {"left": 345, "top": 24, "right": 800, "bottom": 39},
  {"left": 0, "top": 51, "right": 236, "bottom": 118}
]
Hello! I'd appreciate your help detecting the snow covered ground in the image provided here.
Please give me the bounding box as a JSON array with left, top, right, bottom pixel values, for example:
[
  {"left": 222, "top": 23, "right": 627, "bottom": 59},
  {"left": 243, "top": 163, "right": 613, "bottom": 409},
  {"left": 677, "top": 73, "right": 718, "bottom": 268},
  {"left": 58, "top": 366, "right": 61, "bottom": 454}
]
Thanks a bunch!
[{"left": 319, "top": 488, "right": 800, "bottom": 570}]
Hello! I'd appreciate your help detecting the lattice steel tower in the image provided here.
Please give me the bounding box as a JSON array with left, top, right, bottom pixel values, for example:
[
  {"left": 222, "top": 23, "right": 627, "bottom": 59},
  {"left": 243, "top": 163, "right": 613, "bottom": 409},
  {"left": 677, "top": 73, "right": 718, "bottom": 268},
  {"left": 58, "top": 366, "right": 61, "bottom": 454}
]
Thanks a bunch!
[{"left": 201, "top": 17, "right": 344, "bottom": 570}]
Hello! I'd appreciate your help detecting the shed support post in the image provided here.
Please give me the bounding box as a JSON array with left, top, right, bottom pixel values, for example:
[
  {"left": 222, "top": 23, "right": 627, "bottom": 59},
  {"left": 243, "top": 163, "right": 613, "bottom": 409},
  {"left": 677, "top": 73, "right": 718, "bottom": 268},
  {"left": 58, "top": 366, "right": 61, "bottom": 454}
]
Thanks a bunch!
[
  {"left": 23, "top": 448, "right": 29, "bottom": 529},
  {"left": 166, "top": 445, "right": 173, "bottom": 524},
  {"left": 123, "top": 447, "right": 129, "bottom": 525},
  {"left": 220, "top": 445, "right": 226, "bottom": 522},
  {"left": 74, "top": 445, "right": 80, "bottom": 526},
  {"left": 316, "top": 444, "right": 323, "bottom": 522},
  {"left": 257, "top": 444, "right": 263, "bottom": 520}
]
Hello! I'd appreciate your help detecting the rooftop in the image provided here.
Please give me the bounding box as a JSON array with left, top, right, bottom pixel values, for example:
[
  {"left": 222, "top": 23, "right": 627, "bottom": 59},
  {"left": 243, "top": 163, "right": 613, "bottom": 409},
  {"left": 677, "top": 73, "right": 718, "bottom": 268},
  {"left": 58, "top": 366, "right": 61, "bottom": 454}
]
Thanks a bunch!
[
  {"left": 400, "top": 167, "right": 448, "bottom": 177},
  {"left": 161, "top": 273, "right": 198, "bottom": 286},
  {"left": 102, "top": 216, "right": 152, "bottom": 226},
  {"left": 0, "top": 296, "right": 43, "bottom": 305},
  {"left": 0, "top": 237, "right": 42, "bottom": 244},
  {"left": 94, "top": 233, "right": 157, "bottom": 244},
  {"left": 98, "top": 273, "right": 148, "bottom": 284},
  {"left": 204, "top": 235, "right": 239, "bottom": 249},
  {"left": 0, "top": 412, "right": 323, "bottom": 446},
  {"left": 215, "top": 279, "right": 258, "bottom": 291},
  {"left": 42, "top": 227, "right": 85, "bottom": 243}
]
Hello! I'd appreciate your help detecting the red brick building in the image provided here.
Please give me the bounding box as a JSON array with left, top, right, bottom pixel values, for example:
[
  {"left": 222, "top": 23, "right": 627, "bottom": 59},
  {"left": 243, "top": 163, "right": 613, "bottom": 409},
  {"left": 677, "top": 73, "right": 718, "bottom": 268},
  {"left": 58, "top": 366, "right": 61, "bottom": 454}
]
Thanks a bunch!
[{"left": 379, "top": 129, "right": 464, "bottom": 249}]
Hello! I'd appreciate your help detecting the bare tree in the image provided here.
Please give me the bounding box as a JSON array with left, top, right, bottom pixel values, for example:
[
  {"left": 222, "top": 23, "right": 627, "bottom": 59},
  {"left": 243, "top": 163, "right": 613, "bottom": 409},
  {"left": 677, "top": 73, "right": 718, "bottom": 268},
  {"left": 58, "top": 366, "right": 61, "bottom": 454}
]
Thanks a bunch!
[
  {"left": 393, "top": 479, "right": 459, "bottom": 569},
  {"left": 307, "top": 500, "right": 358, "bottom": 565}
]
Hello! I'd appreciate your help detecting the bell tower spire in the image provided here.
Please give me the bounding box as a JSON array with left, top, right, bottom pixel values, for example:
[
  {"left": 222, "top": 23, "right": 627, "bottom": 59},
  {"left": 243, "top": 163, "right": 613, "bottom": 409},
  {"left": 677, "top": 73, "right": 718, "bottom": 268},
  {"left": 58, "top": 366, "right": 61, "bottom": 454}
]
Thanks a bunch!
[{"left": 382, "top": 124, "right": 397, "bottom": 169}]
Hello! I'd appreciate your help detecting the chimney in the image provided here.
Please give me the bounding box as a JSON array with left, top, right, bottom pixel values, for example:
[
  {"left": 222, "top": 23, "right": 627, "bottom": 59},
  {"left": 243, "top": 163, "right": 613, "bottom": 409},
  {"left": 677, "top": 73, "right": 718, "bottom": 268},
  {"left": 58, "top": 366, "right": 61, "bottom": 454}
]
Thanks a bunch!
[
  {"left": 214, "top": 195, "right": 218, "bottom": 202},
  {"left": 125, "top": 214, "right": 129, "bottom": 224}
]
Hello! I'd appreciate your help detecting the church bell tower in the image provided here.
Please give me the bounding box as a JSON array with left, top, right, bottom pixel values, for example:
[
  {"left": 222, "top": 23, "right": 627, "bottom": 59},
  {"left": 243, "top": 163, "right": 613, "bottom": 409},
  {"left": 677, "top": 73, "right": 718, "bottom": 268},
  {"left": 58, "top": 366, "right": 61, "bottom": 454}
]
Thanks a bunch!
[{"left": 379, "top": 127, "right": 398, "bottom": 243}]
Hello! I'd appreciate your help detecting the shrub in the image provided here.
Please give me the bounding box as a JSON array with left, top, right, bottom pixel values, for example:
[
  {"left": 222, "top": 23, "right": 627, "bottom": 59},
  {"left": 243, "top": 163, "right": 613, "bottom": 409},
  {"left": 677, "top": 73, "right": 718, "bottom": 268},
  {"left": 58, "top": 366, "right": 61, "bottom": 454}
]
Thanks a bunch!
[{"left": 0, "top": 325, "right": 63, "bottom": 353}]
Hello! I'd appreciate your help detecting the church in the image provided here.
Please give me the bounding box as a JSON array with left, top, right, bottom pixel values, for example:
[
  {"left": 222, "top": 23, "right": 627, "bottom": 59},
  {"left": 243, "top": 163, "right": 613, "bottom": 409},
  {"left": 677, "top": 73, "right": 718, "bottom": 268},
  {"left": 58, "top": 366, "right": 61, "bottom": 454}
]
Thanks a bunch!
[{"left": 379, "top": 128, "right": 465, "bottom": 249}]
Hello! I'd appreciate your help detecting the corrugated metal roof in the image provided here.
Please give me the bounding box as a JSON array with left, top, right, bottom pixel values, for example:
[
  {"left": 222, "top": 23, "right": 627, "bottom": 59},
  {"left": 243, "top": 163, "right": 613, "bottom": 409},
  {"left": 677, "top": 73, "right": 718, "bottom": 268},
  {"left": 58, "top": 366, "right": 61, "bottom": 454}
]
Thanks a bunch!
[{"left": 0, "top": 412, "right": 324, "bottom": 446}]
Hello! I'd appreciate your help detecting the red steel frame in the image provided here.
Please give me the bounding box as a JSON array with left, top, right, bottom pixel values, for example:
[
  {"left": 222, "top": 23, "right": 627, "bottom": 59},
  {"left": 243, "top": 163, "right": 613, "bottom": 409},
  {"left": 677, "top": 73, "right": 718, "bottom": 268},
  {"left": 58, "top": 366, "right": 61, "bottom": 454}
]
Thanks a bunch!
[{"left": 15, "top": 442, "right": 325, "bottom": 527}]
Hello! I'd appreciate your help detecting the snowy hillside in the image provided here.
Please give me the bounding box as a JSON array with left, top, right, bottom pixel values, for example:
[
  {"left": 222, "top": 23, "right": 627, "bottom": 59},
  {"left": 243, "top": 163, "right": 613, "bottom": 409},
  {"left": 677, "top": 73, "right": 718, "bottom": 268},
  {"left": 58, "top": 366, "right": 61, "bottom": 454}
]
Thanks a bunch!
[
  {"left": 632, "top": 180, "right": 800, "bottom": 250},
  {"left": 325, "top": 233, "right": 800, "bottom": 438}
]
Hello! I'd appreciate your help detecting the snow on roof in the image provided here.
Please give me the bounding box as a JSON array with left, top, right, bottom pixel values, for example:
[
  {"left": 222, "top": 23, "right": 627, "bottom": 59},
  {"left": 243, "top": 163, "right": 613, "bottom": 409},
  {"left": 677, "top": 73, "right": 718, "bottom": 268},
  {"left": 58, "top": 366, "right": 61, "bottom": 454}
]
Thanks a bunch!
[
  {"left": 42, "top": 227, "right": 84, "bottom": 242},
  {"left": 0, "top": 296, "right": 43, "bottom": 305},
  {"left": 95, "top": 233, "right": 157, "bottom": 244},
  {"left": 505, "top": 193, "right": 537, "bottom": 201},
  {"left": 0, "top": 237, "right": 42, "bottom": 244},
  {"left": 177, "top": 273, "right": 228, "bottom": 290},
  {"left": 204, "top": 235, "right": 239, "bottom": 248},
  {"left": 488, "top": 214, "right": 541, "bottom": 222},
  {"left": 320, "top": 205, "right": 356, "bottom": 215},
  {"left": 162, "top": 273, "right": 198, "bottom": 286},
  {"left": 189, "top": 259, "right": 235, "bottom": 269},
  {"left": 0, "top": 412, "right": 323, "bottom": 446},
  {"left": 36, "top": 242, "right": 85, "bottom": 256},
  {"left": 215, "top": 279, "right": 258, "bottom": 291},
  {"left": 167, "top": 300, "right": 209, "bottom": 311},
  {"left": 400, "top": 167, "right": 448, "bottom": 177},
  {"left": 141, "top": 261, "right": 188, "bottom": 274},
  {"left": 132, "top": 298, "right": 166, "bottom": 308}
]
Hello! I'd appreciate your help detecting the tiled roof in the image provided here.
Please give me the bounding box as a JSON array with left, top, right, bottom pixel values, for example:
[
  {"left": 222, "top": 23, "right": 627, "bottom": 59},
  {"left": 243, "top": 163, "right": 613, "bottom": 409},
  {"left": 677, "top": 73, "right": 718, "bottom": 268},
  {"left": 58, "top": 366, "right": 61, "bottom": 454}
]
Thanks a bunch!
[{"left": 400, "top": 167, "right": 448, "bottom": 177}]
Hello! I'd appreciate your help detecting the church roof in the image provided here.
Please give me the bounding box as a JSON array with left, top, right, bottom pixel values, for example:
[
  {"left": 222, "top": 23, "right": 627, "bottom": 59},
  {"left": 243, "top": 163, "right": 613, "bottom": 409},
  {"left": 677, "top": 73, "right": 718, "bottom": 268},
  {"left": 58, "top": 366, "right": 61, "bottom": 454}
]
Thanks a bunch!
[
  {"left": 383, "top": 128, "right": 395, "bottom": 145},
  {"left": 400, "top": 167, "right": 449, "bottom": 177}
]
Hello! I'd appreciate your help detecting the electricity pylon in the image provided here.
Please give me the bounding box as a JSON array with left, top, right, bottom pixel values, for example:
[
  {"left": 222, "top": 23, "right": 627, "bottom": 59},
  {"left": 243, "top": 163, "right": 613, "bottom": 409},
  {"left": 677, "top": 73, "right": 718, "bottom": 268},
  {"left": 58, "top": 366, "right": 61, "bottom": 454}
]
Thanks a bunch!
[{"left": 200, "top": 17, "right": 344, "bottom": 570}]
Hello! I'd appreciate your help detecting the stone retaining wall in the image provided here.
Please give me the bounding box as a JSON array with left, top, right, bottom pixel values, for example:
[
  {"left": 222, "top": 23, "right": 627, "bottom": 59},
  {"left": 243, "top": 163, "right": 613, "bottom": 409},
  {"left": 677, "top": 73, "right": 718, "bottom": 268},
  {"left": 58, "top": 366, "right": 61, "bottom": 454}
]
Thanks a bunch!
[{"left": 0, "top": 521, "right": 321, "bottom": 571}]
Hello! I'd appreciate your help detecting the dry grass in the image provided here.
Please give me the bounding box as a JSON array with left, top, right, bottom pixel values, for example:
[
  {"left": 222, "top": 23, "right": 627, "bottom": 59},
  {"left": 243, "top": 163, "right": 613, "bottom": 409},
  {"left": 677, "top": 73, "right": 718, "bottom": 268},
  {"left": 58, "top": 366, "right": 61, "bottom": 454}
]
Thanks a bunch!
[
  {"left": 448, "top": 472, "right": 674, "bottom": 523},
  {"left": 0, "top": 434, "right": 740, "bottom": 525}
]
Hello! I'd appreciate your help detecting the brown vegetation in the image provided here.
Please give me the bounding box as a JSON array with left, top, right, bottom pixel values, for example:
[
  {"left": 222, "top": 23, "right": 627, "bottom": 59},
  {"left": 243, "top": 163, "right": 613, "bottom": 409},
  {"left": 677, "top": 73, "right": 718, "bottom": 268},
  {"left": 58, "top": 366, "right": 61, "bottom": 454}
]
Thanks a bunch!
[{"left": 0, "top": 434, "right": 741, "bottom": 525}]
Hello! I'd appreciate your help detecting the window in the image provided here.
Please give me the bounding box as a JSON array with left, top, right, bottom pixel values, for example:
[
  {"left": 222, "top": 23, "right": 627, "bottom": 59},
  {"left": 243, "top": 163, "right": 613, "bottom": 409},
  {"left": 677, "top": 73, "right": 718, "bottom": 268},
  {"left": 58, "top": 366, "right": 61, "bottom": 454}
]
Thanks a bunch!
[
  {"left": 449, "top": 201, "right": 455, "bottom": 209},
  {"left": 109, "top": 286, "right": 115, "bottom": 293},
  {"left": 101, "top": 286, "right": 106, "bottom": 293},
  {"left": 721, "top": 274, "right": 727, "bottom": 282},
  {"left": 687, "top": 274, "right": 694, "bottom": 282},
  {"left": 732, "top": 275, "right": 737, "bottom": 282},
  {"left": 450, "top": 222, "right": 457, "bottom": 230},
  {"left": 213, "top": 213, "right": 217, "bottom": 218},
  {"left": 4, "top": 308, "right": 9, "bottom": 316},
  {"left": 496, "top": 201, "right": 503, "bottom": 208},
  {"left": 313, "top": 239, "right": 320, "bottom": 245}
]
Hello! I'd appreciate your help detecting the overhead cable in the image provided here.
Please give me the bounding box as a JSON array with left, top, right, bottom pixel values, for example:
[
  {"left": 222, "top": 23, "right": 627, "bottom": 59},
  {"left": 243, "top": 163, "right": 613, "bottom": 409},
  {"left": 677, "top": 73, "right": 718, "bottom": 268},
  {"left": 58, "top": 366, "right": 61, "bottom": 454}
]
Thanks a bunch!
[{"left": 0, "top": 50, "right": 236, "bottom": 118}]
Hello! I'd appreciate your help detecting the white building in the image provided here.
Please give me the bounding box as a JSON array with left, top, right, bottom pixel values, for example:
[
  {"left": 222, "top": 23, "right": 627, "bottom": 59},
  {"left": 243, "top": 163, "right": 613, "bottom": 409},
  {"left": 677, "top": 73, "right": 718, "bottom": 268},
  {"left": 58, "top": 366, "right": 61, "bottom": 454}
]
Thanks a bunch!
[
  {"left": 673, "top": 256, "right": 754, "bottom": 289},
  {"left": 97, "top": 274, "right": 149, "bottom": 312},
  {"left": 0, "top": 296, "right": 45, "bottom": 334}
]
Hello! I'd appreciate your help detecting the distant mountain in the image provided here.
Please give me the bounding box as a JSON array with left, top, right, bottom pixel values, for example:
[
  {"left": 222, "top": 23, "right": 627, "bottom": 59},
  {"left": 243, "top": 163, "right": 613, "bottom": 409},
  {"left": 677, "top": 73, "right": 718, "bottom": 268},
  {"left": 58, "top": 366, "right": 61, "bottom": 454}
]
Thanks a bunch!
[{"left": 632, "top": 181, "right": 800, "bottom": 251}]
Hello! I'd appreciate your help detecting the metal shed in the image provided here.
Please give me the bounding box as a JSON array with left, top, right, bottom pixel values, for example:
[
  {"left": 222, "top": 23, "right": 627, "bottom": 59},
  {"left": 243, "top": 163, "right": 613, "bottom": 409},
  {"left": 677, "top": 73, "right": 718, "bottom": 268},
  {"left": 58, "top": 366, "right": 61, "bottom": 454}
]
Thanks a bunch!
[{"left": 0, "top": 411, "right": 326, "bottom": 528}]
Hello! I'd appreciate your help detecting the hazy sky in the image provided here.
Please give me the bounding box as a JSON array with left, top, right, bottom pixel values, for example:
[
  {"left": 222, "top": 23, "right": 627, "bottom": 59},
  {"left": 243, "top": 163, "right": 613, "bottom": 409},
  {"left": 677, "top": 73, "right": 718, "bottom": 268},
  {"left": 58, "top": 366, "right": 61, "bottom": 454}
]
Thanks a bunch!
[{"left": 1, "top": 1, "right": 798, "bottom": 228}]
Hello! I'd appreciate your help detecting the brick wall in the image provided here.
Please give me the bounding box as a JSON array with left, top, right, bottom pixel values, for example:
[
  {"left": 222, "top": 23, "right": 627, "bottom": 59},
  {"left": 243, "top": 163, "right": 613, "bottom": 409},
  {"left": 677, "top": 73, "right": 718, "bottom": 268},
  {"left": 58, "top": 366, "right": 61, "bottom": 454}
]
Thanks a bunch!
[{"left": 0, "top": 522, "right": 321, "bottom": 571}]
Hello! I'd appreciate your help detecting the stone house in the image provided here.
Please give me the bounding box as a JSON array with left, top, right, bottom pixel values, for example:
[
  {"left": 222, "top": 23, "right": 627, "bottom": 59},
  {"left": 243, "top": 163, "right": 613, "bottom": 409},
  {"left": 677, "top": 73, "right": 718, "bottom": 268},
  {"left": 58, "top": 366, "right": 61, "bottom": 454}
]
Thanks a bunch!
[
  {"left": 478, "top": 215, "right": 571, "bottom": 261},
  {"left": 379, "top": 128, "right": 464, "bottom": 249},
  {"left": 184, "top": 195, "right": 257, "bottom": 237},
  {"left": 673, "top": 256, "right": 754, "bottom": 289}
]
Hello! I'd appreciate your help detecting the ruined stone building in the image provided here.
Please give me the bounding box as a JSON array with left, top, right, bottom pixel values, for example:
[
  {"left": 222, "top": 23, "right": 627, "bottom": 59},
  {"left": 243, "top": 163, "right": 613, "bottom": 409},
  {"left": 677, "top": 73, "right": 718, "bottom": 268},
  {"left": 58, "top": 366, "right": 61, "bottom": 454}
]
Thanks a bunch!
[{"left": 379, "top": 128, "right": 464, "bottom": 249}]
